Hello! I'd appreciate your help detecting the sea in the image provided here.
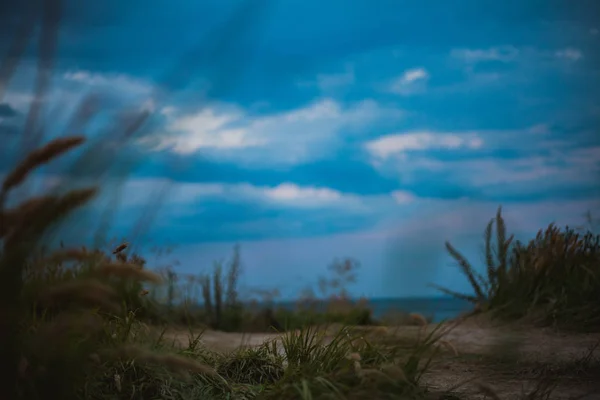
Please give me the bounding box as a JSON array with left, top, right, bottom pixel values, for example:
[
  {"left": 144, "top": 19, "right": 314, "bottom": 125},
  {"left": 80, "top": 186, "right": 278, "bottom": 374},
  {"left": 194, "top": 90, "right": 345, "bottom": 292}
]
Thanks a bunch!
[{"left": 270, "top": 296, "right": 473, "bottom": 323}]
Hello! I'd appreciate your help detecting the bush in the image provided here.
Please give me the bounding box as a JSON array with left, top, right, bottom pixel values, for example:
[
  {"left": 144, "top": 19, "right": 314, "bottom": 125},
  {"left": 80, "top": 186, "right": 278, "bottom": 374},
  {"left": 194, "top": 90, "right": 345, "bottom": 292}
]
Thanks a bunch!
[
  {"left": 434, "top": 207, "right": 600, "bottom": 331},
  {"left": 274, "top": 300, "right": 375, "bottom": 331}
]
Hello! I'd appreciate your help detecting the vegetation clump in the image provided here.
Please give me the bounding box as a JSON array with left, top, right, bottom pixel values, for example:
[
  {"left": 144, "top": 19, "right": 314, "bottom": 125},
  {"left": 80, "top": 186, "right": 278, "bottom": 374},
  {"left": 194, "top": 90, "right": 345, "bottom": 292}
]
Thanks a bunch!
[{"left": 434, "top": 207, "right": 600, "bottom": 331}]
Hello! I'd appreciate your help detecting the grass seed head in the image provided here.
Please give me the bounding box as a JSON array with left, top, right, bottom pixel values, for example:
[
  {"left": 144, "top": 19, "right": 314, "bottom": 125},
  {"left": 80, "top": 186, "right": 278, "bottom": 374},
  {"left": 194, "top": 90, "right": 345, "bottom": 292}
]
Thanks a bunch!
[
  {"left": 35, "top": 311, "right": 105, "bottom": 343},
  {"left": 39, "top": 279, "right": 120, "bottom": 312},
  {"left": 2, "top": 136, "right": 85, "bottom": 193},
  {"left": 116, "top": 345, "right": 218, "bottom": 377},
  {"left": 44, "top": 248, "right": 95, "bottom": 264}
]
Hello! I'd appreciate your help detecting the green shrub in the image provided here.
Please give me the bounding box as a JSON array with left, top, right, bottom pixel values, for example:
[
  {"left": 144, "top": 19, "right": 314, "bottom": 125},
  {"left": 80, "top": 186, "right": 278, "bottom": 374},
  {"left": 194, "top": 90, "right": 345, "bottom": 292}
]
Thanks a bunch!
[{"left": 434, "top": 207, "right": 600, "bottom": 331}]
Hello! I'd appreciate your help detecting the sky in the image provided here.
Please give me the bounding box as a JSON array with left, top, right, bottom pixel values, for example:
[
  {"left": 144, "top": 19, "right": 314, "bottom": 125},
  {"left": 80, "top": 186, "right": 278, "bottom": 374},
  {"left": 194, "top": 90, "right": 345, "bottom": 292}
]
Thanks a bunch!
[{"left": 0, "top": 0, "right": 599, "bottom": 300}]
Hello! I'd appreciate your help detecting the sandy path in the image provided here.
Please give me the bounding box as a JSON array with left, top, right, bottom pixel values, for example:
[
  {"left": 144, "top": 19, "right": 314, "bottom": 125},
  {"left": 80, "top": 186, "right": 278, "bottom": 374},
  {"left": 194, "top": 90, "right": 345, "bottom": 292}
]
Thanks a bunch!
[
  {"left": 422, "top": 320, "right": 600, "bottom": 399},
  {"left": 158, "top": 319, "right": 600, "bottom": 399},
  {"left": 162, "top": 328, "right": 282, "bottom": 353}
]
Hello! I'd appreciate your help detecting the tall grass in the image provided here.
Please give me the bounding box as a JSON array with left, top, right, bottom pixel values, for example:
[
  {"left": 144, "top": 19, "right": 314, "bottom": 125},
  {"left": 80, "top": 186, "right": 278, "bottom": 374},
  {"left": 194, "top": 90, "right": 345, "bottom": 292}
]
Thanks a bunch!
[
  {"left": 3, "top": 2, "right": 588, "bottom": 397},
  {"left": 0, "top": 137, "right": 458, "bottom": 399},
  {"left": 0, "top": 137, "right": 215, "bottom": 399},
  {"left": 150, "top": 253, "right": 375, "bottom": 332},
  {"left": 0, "top": 100, "right": 582, "bottom": 400},
  {"left": 199, "top": 245, "right": 244, "bottom": 330},
  {"left": 256, "top": 317, "right": 457, "bottom": 399},
  {"left": 0, "top": 138, "right": 457, "bottom": 399},
  {"left": 433, "top": 207, "right": 600, "bottom": 331}
]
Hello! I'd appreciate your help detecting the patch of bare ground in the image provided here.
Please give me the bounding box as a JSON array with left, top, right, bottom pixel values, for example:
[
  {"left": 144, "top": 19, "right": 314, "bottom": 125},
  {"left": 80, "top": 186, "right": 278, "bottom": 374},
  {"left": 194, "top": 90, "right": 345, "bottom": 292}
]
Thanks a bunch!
[
  {"left": 158, "top": 325, "right": 283, "bottom": 353},
  {"left": 154, "top": 315, "right": 600, "bottom": 399},
  {"left": 421, "top": 316, "right": 600, "bottom": 399}
]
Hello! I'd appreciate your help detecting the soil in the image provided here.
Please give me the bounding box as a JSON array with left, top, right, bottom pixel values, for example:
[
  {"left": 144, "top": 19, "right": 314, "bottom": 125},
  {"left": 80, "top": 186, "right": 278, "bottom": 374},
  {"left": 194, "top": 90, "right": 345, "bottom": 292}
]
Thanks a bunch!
[{"left": 158, "top": 316, "right": 600, "bottom": 400}]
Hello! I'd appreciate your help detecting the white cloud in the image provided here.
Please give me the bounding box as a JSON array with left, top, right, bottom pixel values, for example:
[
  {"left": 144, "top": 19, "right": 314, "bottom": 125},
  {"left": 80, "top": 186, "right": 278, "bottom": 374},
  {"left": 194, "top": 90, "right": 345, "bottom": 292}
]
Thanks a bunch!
[
  {"left": 143, "top": 98, "right": 403, "bottom": 165},
  {"left": 404, "top": 69, "right": 428, "bottom": 83},
  {"left": 366, "top": 131, "right": 483, "bottom": 159},
  {"left": 262, "top": 183, "right": 340, "bottom": 202},
  {"left": 250, "top": 183, "right": 348, "bottom": 207},
  {"left": 365, "top": 126, "right": 600, "bottom": 195},
  {"left": 451, "top": 46, "right": 584, "bottom": 67},
  {"left": 63, "top": 70, "right": 153, "bottom": 97},
  {"left": 99, "top": 178, "right": 361, "bottom": 210},
  {"left": 389, "top": 68, "right": 429, "bottom": 95},
  {"left": 390, "top": 190, "right": 416, "bottom": 204},
  {"left": 228, "top": 182, "right": 368, "bottom": 209},
  {"left": 1, "top": 67, "right": 154, "bottom": 119},
  {"left": 371, "top": 144, "right": 600, "bottom": 196},
  {"left": 554, "top": 48, "right": 583, "bottom": 61},
  {"left": 11, "top": 174, "right": 364, "bottom": 211},
  {"left": 450, "top": 46, "right": 519, "bottom": 63},
  {"left": 155, "top": 108, "right": 265, "bottom": 151}
]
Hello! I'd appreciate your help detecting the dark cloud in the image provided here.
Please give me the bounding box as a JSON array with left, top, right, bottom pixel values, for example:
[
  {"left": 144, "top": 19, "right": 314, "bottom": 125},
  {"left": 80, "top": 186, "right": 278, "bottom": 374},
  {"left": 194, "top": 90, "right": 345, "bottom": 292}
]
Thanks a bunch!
[{"left": 0, "top": 103, "right": 18, "bottom": 118}]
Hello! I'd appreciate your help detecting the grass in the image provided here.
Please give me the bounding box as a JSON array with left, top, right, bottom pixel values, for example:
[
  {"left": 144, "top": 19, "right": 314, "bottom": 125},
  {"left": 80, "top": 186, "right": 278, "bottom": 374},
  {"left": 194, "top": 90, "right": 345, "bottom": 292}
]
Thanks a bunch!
[
  {"left": 0, "top": 136, "right": 462, "bottom": 399},
  {"left": 433, "top": 206, "right": 600, "bottom": 332},
  {"left": 79, "top": 320, "right": 456, "bottom": 400},
  {"left": 148, "top": 254, "right": 378, "bottom": 332},
  {"left": 2, "top": 2, "right": 597, "bottom": 395},
  {"left": 2, "top": 138, "right": 596, "bottom": 399},
  {"left": 0, "top": 137, "right": 218, "bottom": 399}
]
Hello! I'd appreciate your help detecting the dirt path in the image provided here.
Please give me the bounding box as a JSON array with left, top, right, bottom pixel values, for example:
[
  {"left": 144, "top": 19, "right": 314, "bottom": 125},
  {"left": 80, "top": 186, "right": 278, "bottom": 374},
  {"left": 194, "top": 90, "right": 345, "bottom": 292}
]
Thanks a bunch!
[
  {"left": 159, "top": 318, "right": 600, "bottom": 399},
  {"left": 422, "top": 319, "right": 600, "bottom": 399},
  {"left": 161, "top": 328, "right": 282, "bottom": 353}
]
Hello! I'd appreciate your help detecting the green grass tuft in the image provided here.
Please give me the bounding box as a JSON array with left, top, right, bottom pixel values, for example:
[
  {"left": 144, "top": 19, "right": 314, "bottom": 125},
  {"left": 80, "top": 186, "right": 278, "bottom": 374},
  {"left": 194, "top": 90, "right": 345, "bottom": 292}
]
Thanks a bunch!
[{"left": 433, "top": 206, "right": 600, "bottom": 331}]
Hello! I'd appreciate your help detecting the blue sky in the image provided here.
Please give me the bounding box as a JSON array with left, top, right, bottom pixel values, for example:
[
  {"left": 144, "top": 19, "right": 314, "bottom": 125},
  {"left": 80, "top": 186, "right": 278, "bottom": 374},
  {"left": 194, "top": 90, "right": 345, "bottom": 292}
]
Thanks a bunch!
[{"left": 1, "top": 0, "right": 599, "bottom": 299}]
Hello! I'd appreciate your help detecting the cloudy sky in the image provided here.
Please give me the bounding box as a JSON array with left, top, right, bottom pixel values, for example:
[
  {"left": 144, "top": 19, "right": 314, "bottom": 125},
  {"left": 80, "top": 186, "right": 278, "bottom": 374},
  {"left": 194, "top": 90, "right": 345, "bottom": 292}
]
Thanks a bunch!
[{"left": 1, "top": 0, "right": 599, "bottom": 299}]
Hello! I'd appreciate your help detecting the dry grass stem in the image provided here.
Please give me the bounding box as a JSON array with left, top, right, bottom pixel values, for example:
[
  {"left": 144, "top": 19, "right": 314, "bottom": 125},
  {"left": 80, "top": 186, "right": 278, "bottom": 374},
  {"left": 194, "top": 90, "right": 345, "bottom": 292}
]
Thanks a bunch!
[
  {"left": 3, "top": 188, "right": 97, "bottom": 245},
  {"left": 50, "top": 188, "right": 98, "bottom": 217},
  {"left": 117, "top": 345, "right": 218, "bottom": 377},
  {"left": 2, "top": 136, "right": 85, "bottom": 193},
  {"left": 43, "top": 248, "right": 97, "bottom": 264},
  {"left": 36, "top": 311, "right": 105, "bottom": 340}
]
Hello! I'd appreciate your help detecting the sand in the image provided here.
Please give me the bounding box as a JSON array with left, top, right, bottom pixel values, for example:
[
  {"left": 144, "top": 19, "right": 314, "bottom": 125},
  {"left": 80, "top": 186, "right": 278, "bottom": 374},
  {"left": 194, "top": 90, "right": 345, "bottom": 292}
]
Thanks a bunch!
[{"left": 157, "top": 316, "right": 600, "bottom": 399}]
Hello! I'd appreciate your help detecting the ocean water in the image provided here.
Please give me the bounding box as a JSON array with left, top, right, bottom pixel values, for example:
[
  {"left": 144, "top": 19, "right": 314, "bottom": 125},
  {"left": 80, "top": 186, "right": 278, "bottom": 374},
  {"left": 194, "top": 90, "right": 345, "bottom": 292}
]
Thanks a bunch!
[
  {"left": 367, "top": 297, "right": 473, "bottom": 322},
  {"left": 271, "top": 297, "right": 473, "bottom": 323}
]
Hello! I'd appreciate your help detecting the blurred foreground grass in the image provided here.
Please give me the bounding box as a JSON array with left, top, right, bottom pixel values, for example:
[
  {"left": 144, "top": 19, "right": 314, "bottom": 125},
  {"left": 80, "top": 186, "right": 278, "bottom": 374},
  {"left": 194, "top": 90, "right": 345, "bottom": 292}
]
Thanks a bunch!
[
  {"left": 0, "top": 137, "right": 458, "bottom": 400},
  {"left": 1, "top": 137, "right": 598, "bottom": 399}
]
